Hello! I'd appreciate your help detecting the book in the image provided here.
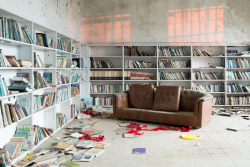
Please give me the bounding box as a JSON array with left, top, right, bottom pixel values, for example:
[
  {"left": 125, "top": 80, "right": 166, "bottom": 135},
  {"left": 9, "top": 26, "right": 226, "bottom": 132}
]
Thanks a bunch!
[
  {"left": 75, "top": 141, "right": 93, "bottom": 148},
  {"left": 4, "top": 143, "right": 19, "bottom": 158},
  {"left": 91, "top": 142, "right": 110, "bottom": 149},
  {"left": 53, "top": 142, "right": 74, "bottom": 151},
  {"left": 83, "top": 148, "right": 105, "bottom": 157},
  {"left": 72, "top": 154, "right": 94, "bottom": 162},
  {"left": 133, "top": 148, "right": 146, "bottom": 154},
  {"left": 62, "top": 161, "right": 80, "bottom": 167},
  {"left": 124, "top": 133, "right": 135, "bottom": 138},
  {"left": 5, "top": 56, "right": 20, "bottom": 67},
  {"left": 43, "top": 72, "right": 52, "bottom": 84},
  {"left": 14, "top": 153, "right": 40, "bottom": 167},
  {"left": 17, "top": 60, "right": 32, "bottom": 67},
  {"left": 80, "top": 130, "right": 99, "bottom": 135}
]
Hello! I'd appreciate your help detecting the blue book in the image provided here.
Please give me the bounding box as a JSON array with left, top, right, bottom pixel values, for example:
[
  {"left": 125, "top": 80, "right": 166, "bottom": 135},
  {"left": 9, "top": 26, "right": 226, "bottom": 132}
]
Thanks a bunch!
[
  {"left": 43, "top": 72, "right": 52, "bottom": 84},
  {"left": 133, "top": 148, "right": 146, "bottom": 154}
]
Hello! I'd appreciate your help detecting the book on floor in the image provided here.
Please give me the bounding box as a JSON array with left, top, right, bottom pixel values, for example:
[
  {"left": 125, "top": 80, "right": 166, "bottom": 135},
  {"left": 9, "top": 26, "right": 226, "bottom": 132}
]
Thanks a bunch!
[
  {"left": 72, "top": 154, "right": 94, "bottom": 162},
  {"left": 80, "top": 129, "right": 99, "bottom": 136},
  {"left": 62, "top": 161, "right": 80, "bottom": 167},
  {"left": 14, "top": 153, "right": 40, "bottom": 167},
  {"left": 91, "top": 142, "right": 111, "bottom": 149},
  {"left": 83, "top": 148, "right": 105, "bottom": 157},
  {"left": 75, "top": 141, "right": 93, "bottom": 149},
  {"left": 133, "top": 148, "right": 146, "bottom": 154}
]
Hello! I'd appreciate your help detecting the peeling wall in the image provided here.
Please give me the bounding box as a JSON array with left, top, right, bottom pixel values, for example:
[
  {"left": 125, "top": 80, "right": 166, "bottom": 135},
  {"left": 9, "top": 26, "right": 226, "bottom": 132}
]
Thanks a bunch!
[
  {"left": 0, "top": 0, "right": 81, "bottom": 41},
  {"left": 81, "top": 0, "right": 250, "bottom": 45}
]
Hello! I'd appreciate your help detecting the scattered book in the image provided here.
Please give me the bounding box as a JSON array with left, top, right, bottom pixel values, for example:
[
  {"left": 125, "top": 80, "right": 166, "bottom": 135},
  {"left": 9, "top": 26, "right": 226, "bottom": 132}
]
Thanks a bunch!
[
  {"left": 124, "top": 133, "right": 135, "bottom": 138},
  {"left": 14, "top": 153, "right": 40, "bottom": 167},
  {"left": 133, "top": 148, "right": 146, "bottom": 154},
  {"left": 62, "top": 161, "right": 80, "bottom": 167},
  {"left": 80, "top": 130, "right": 99, "bottom": 136},
  {"left": 53, "top": 142, "right": 74, "bottom": 151},
  {"left": 91, "top": 142, "right": 111, "bottom": 149},
  {"left": 72, "top": 154, "right": 94, "bottom": 162},
  {"left": 75, "top": 141, "right": 93, "bottom": 149}
]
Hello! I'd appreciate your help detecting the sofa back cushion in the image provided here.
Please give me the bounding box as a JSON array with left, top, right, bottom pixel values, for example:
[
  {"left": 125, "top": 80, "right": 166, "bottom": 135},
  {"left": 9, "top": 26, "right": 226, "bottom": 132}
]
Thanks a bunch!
[
  {"left": 153, "top": 86, "right": 180, "bottom": 111},
  {"left": 129, "top": 84, "right": 154, "bottom": 109}
]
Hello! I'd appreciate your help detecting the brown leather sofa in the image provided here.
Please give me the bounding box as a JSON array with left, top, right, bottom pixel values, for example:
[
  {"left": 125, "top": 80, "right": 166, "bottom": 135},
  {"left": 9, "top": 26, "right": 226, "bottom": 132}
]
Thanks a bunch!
[{"left": 113, "top": 84, "right": 213, "bottom": 128}]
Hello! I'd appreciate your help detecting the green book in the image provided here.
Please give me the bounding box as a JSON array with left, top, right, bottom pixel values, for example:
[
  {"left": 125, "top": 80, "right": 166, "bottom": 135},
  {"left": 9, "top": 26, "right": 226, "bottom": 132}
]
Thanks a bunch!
[{"left": 62, "top": 161, "right": 80, "bottom": 167}]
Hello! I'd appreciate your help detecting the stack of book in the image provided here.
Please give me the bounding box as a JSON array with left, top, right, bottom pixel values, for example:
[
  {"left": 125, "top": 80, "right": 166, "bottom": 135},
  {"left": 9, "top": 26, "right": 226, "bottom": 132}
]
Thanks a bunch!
[
  {"left": 56, "top": 113, "right": 67, "bottom": 129},
  {"left": 227, "top": 96, "right": 250, "bottom": 105},
  {"left": 193, "top": 49, "right": 214, "bottom": 57},
  {"left": 71, "top": 84, "right": 80, "bottom": 97},
  {"left": 71, "top": 73, "right": 82, "bottom": 83},
  {"left": 33, "top": 52, "right": 44, "bottom": 68},
  {"left": 57, "top": 39, "right": 69, "bottom": 51},
  {"left": 227, "top": 58, "right": 250, "bottom": 68},
  {"left": 192, "top": 83, "right": 224, "bottom": 92},
  {"left": 213, "top": 96, "right": 225, "bottom": 105},
  {"left": 124, "top": 60, "right": 154, "bottom": 68},
  {"left": 158, "top": 59, "right": 191, "bottom": 68},
  {"left": 90, "top": 84, "right": 123, "bottom": 93},
  {"left": 227, "top": 83, "right": 250, "bottom": 93},
  {"left": 33, "top": 93, "right": 55, "bottom": 111},
  {"left": 159, "top": 72, "right": 190, "bottom": 80},
  {"left": 33, "top": 71, "right": 50, "bottom": 89},
  {"left": 129, "top": 71, "right": 154, "bottom": 80},
  {"left": 4, "top": 136, "right": 26, "bottom": 159},
  {"left": 124, "top": 46, "right": 155, "bottom": 56},
  {"left": 226, "top": 71, "right": 250, "bottom": 80},
  {"left": 192, "top": 71, "right": 223, "bottom": 80},
  {"left": 56, "top": 87, "right": 69, "bottom": 103},
  {"left": 57, "top": 56, "right": 67, "bottom": 68},
  {"left": 90, "top": 58, "right": 113, "bottom": 68},
  {"left": 90, "top": 71, "right": 123, "bottom": 80},
  {"left": 93, "top": 97, "right": 112, "bottom": 106},
  {"left": 158, "top": 47, "right": 186, "bottom": 57},
  {"left": 57, "top": 72, "right": 69, "bottom": 85},
  {"left": 0, "top": 75, "right": 9, "bottom": 96},
  {"left": 0, "top": 17, "right": 33, "bottom": 43},
  {"left": 8, "top": 76, "right": 32, "bottom": 92},
  {"left": 0, "top": 100, "right": 29, "bottom": 128},
  {"left": 227, "top": 46, "right": 239, "bottom": 56}
]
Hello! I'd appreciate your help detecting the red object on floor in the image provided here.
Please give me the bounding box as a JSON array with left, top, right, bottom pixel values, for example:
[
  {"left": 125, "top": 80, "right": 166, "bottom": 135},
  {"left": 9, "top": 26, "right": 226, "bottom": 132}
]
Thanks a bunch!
[
  {"left": 82, "top": 109, "right": 102, "bottom": 117},
  {"left": 79, "top": 134, "right": 105, "bottom": 142}
]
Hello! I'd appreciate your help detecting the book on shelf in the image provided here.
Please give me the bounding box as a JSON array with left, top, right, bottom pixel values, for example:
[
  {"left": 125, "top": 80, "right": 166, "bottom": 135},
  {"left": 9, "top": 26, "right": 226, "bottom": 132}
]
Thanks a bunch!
[
  {"left": 36, "top": 33, "right": 49, "bottom": 47},
  {"left": 21, "top": 27, "right": 34, "bottom": 44},
  {"left": 226, "top": 58, "right": 250, "bottom": 68},
  {"left": 226, "top": 71, "right": 250, "bottom": 80},
  {"left": 72, "top": 58, "right": 81, "bottom": 68},
  {"left": 4, "top": 55, "right": 20, "bottom": 67},
  {"left": 90, "top": 84, "right": 123, "bottom": 93},
  {"left": 57, "top": 56, "right": 67, "bottom": 68},
  {"left": 227, "top": 46, "right": 239, "bottom": 56},
  {"left": 17, "top": 60, "right": 32, "bottom": 67},
  {"left": 71, "top": 73, "right": 82, "bottom": 83},
  {"left": 33, "top": 125, "right": 53, "bottom": 145},
  {"left": 56, "top": 87, "right": 69, "bottom": 103},
  {"left": 43, "top": 72, "right": 52, "bottom": 84},
  {"left": 56, "top": 113, "right": 67, "bottom": 129},
  {"left": 192, "top": 83, "right": 224, "bottom": 92},
  {"left": 33, "top": 71, "right": 50, "bottom": 89},
  {"left": 227, "top": 83, "right": 250, "bottom": 93},
  {"left": 227, "top": 96, "right": 250, "bottom": 105},
  {"left": 129, "top": 71, "right": 153, "bottom": 80},
  {"left": 90, "top": 58, "right": 114, "bottom": 68},
  {"left": 0, "top": 49, "right": 12, "bottom": 67},
  {"left": 0, "top": 75, "right": 9, "bottom": 96},
  {"left": 90, "top": 71, "right": 123, "bottom": 80},
  {"left": 57, "top": 39, "right": 70, "bottom": 51},
  {"left": 193, "top": 48, "right": 213, "bottom": 57},
  {"left": 71, "top": 84, "right": 80, "bottom": 97},
  {"left": 192, "top": 71, "right": 223, "bottom": 80},
  {"left": 33, "top": 52, "right": 45, "bottom": 68},
  {"left": 124, "top": 60, "right": 154, "bottom": 68},
  {"left": 159, "top": 71, "right": 190, "bottom": 80},
  {"left": 158, "top": 47, "right": 186, "bottom": 57},
  {"left": 33, "top": 92, "right": 55, "bottom": 111},
  {"left": 71, "top": 104, "right": 80, "bottom": 119},
  {"left": 72, "top": 46, "right": 79, "bottom": 54},
  {"left": 93, "top": 97, "right": 112, "bottom": 106},
  {"left": 124, "top": 46, "right": 155, "bottom": 56},
  {"left": 57, "top": 71, "right": 69, "bottom": 84},
  {"left": 158, "top": 59, "right": 191, "bottom": 68},
  {"left": 213, "top": 96, "right": 225, "bottom": 105}
]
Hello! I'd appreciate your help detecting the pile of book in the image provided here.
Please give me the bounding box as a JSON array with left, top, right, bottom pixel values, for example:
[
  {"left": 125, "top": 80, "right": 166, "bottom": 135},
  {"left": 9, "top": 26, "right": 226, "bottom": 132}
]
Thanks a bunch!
[
  {"left": 33, "top": 52, "right": 45, "bottom": 68},
  {"left": 0, "top": 17, "right": 33, "bottom": 43},
  {"left": 158, "top": 59, "right": 190, "bottom": 68},
  {"left": 36, "top": 33, "right": 53, "bottom": 48},
  {"left": 124, "top": 46, "right": 155, "bottom": 56},
  {"left": 213, "top": 96, "right": 225, "bottom": 105},
  {"left": 226, "top": 71, "right": 250, "bottom": 80},
  {"left": 227, "top": 83, "right": 250, "bottom": 93},
  {"left": 124, "top": 60, "right": 154, "bottom": 68},
  {"left": 57, "top": 72, "right": 69, "bottom": 85},
  {"left": 56, "top": 87, "right": 69, "bottom": 103},
  {"left": 56, "top": 113, "right": 67, "bottom": 129},
  {"left": 71, "top": 73, "right": 82, "bottom": 83},
  {"left": 193, "top": 49, "right": 214, "bottom": 57},
  {"left": 90, "top": 58, "right": 113, "bottom": 68},
  {"left": 8, "top": 76, "right": 32, "bottom": 92},
  {"left": 240, "top": 51, "right": 250, "bottom": 56},
  {"left": 90, "top": 84, "right": 123, "bottom": 93},
  {"left": 93, "top": 97, "right": 112, "bottom": 106},
  {"left": 227, "top": 46, "right": 239, "bottom": 56},
  {"left": 90, "top": 71, "right": 123, "bottom": 80},
  {"left": 0, "top": 75, "right": 9, "bottom": 96},
  {"left": 128, "top": 71, "right": 154, "bottom": 80},
  {"left": 158, "top": 47, "right": 187, "bottom": 57},
  {"left": 227, "top": 58, "right": 250, "bottom": 68},
  {"left": 71, "top": 84, "right": 80, "bottom": 97},
  {"left": 192, "top": 71, "right": 223, "bottom": 80},
  {"left": 192, "top": 83, "right": 224, "bottom": 92},
  {"left": 0, "top": 100, "right": 29, "bottom": 128},
  {"left": 57, "top": 56, "right": 67, "bottom": 68},
  {"left": 57, "top": 39, "right": 69, "bottom": 51},
  {"left": 0, "top": 52, "right": 32, "bottom": 67},
  {"left": 159, "top": 72, "right": 190, "bottom": 80},
  {"left": 227, "top": 96, "right": 250, "bottom": 105},
  {"left": 33, "top": 71, "right": 50, "bottom": 89},
  {"left": 33, "top": 93, "right": 55, "bottom": 111}
]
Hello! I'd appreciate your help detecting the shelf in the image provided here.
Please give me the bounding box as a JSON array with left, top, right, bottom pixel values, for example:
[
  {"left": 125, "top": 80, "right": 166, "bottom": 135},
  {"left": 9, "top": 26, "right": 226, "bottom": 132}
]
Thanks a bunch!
[
  {"left": 90, "top": 68, "right": 123, "bottom": 70},
  {"left": 90, "top": 80, "right": 122, "bottom": 81},
  {"left": 192, "top": 80, "right": 225, "bottom": 82},
  {"left": 158, "top": 56, "right": 191, "bottom": 58},
  {"left": 71, "top": 53, "right": 81, "bottom": 56},
  {"left": 227, "top": 56, "right": 250, "bottom": 58},
  {"left": 125, "top": 80, "right": 157, "bottom": 82},
  {"left": 192, "top": 68, "right": 224, "bottom": 70},
  {"left": 0, "top": 67, "right": 32, "bottom": 70},
  {"left": 90, "top": 56, "right": 122, "bottom": 58},
  {"left": 33, "top": 105, "right": 55, "bottom": 115},
  {"left": 33, "top": 45, "right": 56, "bottom": 51},
  {"left": 226, "top": 80, "right": 250, "bottom": 82},
  {"left": 90, "top": 93, "right": 114, "bottom": 95},
  {"left": 33, "top": 86, "right": 53, "bottom": 91},
  {"left": 124, "top": 56, "right": 157, "bottom": 58},
  {"left": 0, "top": 37, "right": 32, "bottom": 46},
  {"left": 124, "top": 68, "right": 157, "bottom": 70},
  {"left": 0, "top": 92, "right": 32, "bottom": 99},
  {"left": 192, "top": 56, "right": 225, "bottom": 58},
  {"left": 158, "top": 68, "right": 191, "bottom": 70},
  {"left": 57, "top": 49, "right": 71, "bottom": 54},
  {"left": 159, "top": 80, "right": 190, "bottom": 82},
  {"left": 227, "top": 93, "right": 250, "bottom": 95}
]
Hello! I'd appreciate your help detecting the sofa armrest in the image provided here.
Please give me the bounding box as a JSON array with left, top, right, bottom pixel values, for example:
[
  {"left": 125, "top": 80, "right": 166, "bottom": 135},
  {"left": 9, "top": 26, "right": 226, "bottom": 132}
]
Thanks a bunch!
[
  {"left": 197, "top": 94, "right": 213, "bottom": 102},
  {"left": 113, "top": 92, "right": 129, "bottom": 117}
]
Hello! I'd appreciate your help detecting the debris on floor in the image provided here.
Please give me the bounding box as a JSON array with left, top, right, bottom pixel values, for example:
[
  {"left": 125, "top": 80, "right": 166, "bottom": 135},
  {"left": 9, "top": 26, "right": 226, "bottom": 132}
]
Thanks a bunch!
[
  {"left": 181, "top": 133, "right": 200, "bottom": 140},
  {"left": 226, "top": 127, "right": 242, "bottom": 132}
]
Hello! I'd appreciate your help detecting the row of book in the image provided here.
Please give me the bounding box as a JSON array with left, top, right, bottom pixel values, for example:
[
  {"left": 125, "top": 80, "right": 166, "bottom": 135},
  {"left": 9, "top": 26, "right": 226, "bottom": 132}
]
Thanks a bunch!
[
  {"left": 158, "top": 47, "right": 187, "bottom": 57},
  {"left": 227, "top": 96, "right": 250, "bottom": 105},
  {"left": 226, "top": 58, "right": 250, "bottom": 68},
  {"left": 192, "top": 83, "right": 224, "bottom": 92},
  {"left": 35, "top": 33, "right": 53, "bottom": 48},
  {"left": 0, "top": 51, "right": 32, "bottom": 68},
  {"left": 57, "top": 39, "right": 69, "bottom": 51},
  {"left": 57, "top": 56, "right": 67, "bottom": 68},
  {"left": 159, "top": 72, "right": 190, "bottom": 80},
  {"left": 125, "top": 71, "right": 153, "bottom": 80},
  {"left": 213, "top": 96, "right": 225, "bottom": 105},
  {"left": 227, "top": 83, "right": 250, "bottom": 93},
  {"left": 90, "top": 84, "right": 123, "bottom": 93},
  {"left": 57, "top": 72, "right": 69, "bottom": 85},
  {"left": 0, "top": 17, "right": 33, "bottom": 43},
  {"left": 226, "top": 71, "right": 250, "bottom": 80},
  {"left": 124, "top": 46, "right": 155, "bottom": 56},
  {"left": 71, "top": 84, "right": 80, "bottom": 97},
  {"left": 158, "top": 59, "right": 191, "bottom": 68},
  {"left": 72, "top": 46, "right": 79, "bottom": 54},
  {"left": 0, "top": 75, "right": 9, "bottom": 96},
  {"left": 71, "top": 73, "right": 82, "bottom": 83},
  {"left": 227, "top": 46, "right": 239, "bottom": 55},
  {"left": 34, "top": 52, "right": 45, "bottom": 68},
  {"left": 93, "top": 97, "right": 113, "bottom": 106},
  {"left": 71, "top": 104, "right": 80, "bottom": 119},
  {"left": 124, "top": 60, "right": 154, "bottom": 68},
  {"left": 0, "top": 100, "right": 29, "bottom": 128},
  {"left": 34, "top": 71, "right": 50, "bottom": 89},
  {"left": 55, "top": 87, "right": 69, "bottom": 103},
  {"left": 90, "top": 58, "right": 113, "bottom": 68},
  {"left": 33, "top": 93, "right": 55, "bottom": 112},
  {"left": 193, "top": 49, "right": 215, "bottom": 57},
  {"left": 192, "top": 71, "right": 223, "bottom": 80},
  {"left": 56, "top": 113, "right": 67, "bottom": 129}
]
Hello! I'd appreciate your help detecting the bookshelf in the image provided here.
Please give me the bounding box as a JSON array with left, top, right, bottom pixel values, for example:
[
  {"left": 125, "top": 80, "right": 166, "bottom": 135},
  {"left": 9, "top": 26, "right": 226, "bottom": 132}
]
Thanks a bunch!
[
  {"left": 0, "top": 8, "right": 86, "bottom": 164},
  {"left": 89, "top": 44, "right": 250, "bottom": 108}
]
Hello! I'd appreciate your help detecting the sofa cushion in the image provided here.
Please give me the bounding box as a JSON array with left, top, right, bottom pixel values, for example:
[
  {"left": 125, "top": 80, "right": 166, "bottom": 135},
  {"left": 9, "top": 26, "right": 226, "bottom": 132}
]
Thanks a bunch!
[
  {"left": 153, "top": 86, "right": 180, "bottom": 111},
  {"left": 129, "top": 84, "right": 154, "bottom": 109}
]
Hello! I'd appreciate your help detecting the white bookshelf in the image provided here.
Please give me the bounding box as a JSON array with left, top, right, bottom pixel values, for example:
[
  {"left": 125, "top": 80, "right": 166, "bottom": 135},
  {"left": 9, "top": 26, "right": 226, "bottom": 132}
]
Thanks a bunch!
[
  {"left": 89, "top": 44, "right": 250, "bottom": 108},
  {"left": 0, "top": 7, "right": 86, "bottom": 164}
]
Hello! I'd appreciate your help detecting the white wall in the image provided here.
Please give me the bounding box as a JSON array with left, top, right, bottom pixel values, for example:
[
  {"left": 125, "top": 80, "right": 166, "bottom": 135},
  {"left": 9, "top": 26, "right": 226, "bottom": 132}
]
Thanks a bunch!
[
  {"left": 81, "top": 0, "right": 250, "bottom": 45},
  {"left": 0, "top": 0, "right": 81, "bottom": 41}
]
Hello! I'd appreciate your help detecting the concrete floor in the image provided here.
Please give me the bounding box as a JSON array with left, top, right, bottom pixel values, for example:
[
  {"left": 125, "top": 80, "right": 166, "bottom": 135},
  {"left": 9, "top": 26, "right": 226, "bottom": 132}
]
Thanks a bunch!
[{"left": 35, "top": 115, "right": 250, "bottom": 167}]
